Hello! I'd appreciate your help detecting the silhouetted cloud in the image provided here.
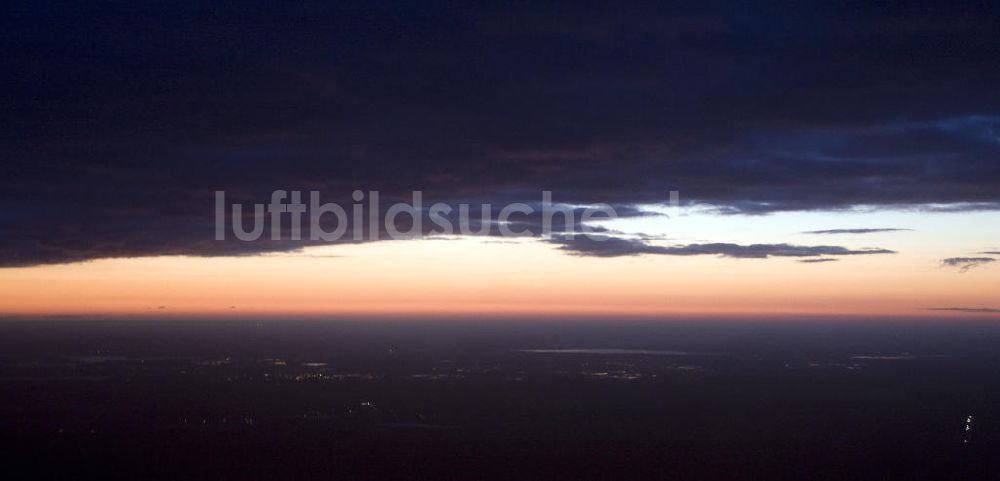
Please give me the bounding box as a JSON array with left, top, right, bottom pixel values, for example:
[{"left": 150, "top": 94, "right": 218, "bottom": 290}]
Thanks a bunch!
[
  {"left": 799, "top": 258, "right": 839, "bottom": 263},
  {"left": 550, "top": 235, "right": 894, "bottom": 259},
  {"left": 804, "top": 229, "right": 910, "bottom": 235},
  {"left": 941, "top": 257, "right": 995, "bottom": 272}
]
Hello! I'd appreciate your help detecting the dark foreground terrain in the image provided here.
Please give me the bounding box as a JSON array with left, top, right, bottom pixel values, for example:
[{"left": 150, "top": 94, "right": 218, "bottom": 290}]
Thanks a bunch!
[{"left": 1, "top": 320, "right": 998, "bottom": 480}]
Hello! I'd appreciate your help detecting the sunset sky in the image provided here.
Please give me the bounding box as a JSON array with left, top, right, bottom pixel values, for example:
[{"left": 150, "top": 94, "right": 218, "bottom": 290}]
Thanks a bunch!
[
  {"left": 3, "top": 206, "right": 998, "bottom": 320},
  {"left": 2, "top": 2, "right": 999, "bottom": 321}
]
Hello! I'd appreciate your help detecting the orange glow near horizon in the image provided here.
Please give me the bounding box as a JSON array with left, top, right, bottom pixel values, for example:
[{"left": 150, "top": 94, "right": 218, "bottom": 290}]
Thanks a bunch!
[{"left": 1, "top": 237, "right": 998, "bottom": 322}]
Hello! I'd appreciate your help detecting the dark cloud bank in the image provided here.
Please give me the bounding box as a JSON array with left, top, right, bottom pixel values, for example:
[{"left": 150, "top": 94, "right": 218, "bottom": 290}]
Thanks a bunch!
[{"left": 2, "top": 2, "right": 999, "bottom": 266}]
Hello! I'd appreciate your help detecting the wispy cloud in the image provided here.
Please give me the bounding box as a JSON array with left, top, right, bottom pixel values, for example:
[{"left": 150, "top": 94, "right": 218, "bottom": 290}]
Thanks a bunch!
[
  {"left": 550, "top": 235, "right": 895, "bottom": 259},
  {"left": 798, "top": 258, "right": 839, "bottom": 263},
  {"left": 803, "top": 228, "right": 910, "bottom": 235},
  {"left": 924, "top": 307, "right": 1000, "bottom": 314},
  {"left": 941, "top": 257, "right": 995, "bottom": 272}
]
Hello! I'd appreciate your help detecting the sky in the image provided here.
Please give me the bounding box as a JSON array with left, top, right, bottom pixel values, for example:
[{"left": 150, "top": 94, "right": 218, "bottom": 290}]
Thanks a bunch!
[{"left": 1, "top": 1, "right": 999, "bottom": 320}]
